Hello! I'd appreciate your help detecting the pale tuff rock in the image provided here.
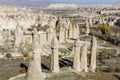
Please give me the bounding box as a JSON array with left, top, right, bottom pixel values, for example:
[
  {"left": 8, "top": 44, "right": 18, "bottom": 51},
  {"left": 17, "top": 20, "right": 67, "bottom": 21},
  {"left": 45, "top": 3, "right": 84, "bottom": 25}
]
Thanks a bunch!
[
  {"left": 85, "top": 19, "right": 90, "bottom": 36},
  {"left": 108, "top": 20, "right": 115, "bottom": 26},
  {"left": 81, "top": 41, "right": 88, "bottom": 72},
  {"left": 73, "top": 38, "right": 82, "bottom": 72},
  {"left": 66, "top": 18, "right": 71, "bottom": 29},
  {"left": 51, "top": 37, "right": 59, "bottom": 51},
  {"left": 47, "top": 27, "right": 55, "bottom": 43},
  {"left": 64, "top": 19, "right": 71, "bottom": 39},
  {"left": 32, "top": 35, "right": 42, "bottom": 73},
  {"left": 57, "top": 17, "right": 65, "bottom": 29},
  {"left": 89, "top": 18, "right": 93, "bottom": 26},
  {"left": 0, "top": 5, "right": 101, "bottom": 77},
  {"left": 99, "top": 17, "right": 103, "bottom": 24},
  {"left": 59, "top": 26, "right": 65, "bottom": 43},
  {"left": 72, "top": 25, "right": 76, "bottom": 39},
  {"left": 90, "top": 36, "right": 97, "bottom": 72},
  {"left": 76, "top": 24, "right": 80, "bottom": 38},
  {"left": 68, "top": 24, "right": 73, "bottom": 39},
  {"left": 14, "top": 24, "right": 33, "bottom": 45},
  {"left": 0, "top": 31, "right": 3, "bottom": 41},
  {"left": 15, "top": 24, "right": 23, "bottom": 35},
  {"left": 46, "top": 4, "right": 78, "bottom": 9},
  {"left": 33, "top": 28, "right": 38, "bottom": 35},
  {"left": 15, "top": 35, "right": 32, "bottom": 45},
  {"left": 73, "top": 25, "right": 79, "bottom": 39},
  {"left": 33, "top": 28, "right": 40, "bottom": 42},
  {"left": 48, "top": 16, "right": 57, "bottom": 28},
  {"left": 65, "top": 28, "right": 69, "bottom": 39},
  {"left": 25, "top": 61, "right": 44, "bottom": 80},
  {"left": 51, "top": 37, "right": 60, "bottom": 73},
  {"left": 25, "top": 36, "right": 43, "bottom": 80},
  {"left": 58, "top": 16, "right": 62, "bottom": 23},
  {"left": 2, "top": 29, "right": 9, "bottom": 41}
]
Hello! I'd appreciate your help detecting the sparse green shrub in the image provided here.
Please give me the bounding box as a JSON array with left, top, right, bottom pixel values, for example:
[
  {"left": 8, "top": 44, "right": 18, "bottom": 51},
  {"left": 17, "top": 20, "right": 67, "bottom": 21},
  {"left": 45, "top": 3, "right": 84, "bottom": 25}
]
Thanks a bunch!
[
  {"left": 69, "top": 18, "right": 75, "bottom": 25},
  {"left": 115, "top": 66, "right": 120, "bottom": 72},
  {"left": 6, "top": 53, "right": 12, "bottom": 58},
  {"left": 42, "top": 55, "right": 50, "bottom": 59},
  {"left": 100, "top": 49, "right": 109, "bottom": 59},
  {"left": 99, "top": 66, "right": 108, "bottom": 72},
  {"left": 17, "top": 42, "right": 32, "bottom": 58},
  {"left": 10, "top": 30, "right": 14, "bottom": 35},
  {"left": 59, "top": 55, "right": 62, "bottom": 59},
  {"left": 100, "top": 66, "right": 116, "bottom": 72},
  {"left": 36, "top": 23, "right": 42, "bottom": 31},
  {"left": 22, "top": 50, "right": 29, "bottom": 57},
  {"left": 98, "top": 23, "right": 112, "bottom": 35},
  {"left": 99, "top": 49, "right": 117, "bottom": 61},
  {"left": 90, "top": 26, "right": 120, "bottom": 46},
  {"left": 27, "top": 28, "right": 34, "bottom": 32},
  {"left": 59, "top": 48, "right": 69, "bottom": 54},
  {"left": 95, "top": 67, "right": 100, "bottom": 72},
  {"left": 55, "top": 27, "right": 60, "bottom": 33},
  {"left": 107, "top": 66, "right": 116, "bottom": 72},
  {"left": 27, "top": 23, "right": 42, "bottom": 32}
]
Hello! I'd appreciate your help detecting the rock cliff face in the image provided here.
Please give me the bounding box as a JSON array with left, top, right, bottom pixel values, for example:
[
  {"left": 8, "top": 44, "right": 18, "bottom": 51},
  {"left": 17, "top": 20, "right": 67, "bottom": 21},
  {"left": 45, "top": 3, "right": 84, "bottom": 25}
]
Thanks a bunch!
[
  {"left": 46, "top": 3, "right": 78, "bottom": 10},
  {"left": 0, "top": 0, "right": 79, "bottom": 9}
]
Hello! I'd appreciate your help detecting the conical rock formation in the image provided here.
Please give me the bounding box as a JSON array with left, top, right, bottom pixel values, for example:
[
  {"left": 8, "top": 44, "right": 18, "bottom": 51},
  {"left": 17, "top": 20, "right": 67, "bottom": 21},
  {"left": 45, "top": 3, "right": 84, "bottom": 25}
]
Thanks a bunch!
[{"left": 25, "top": 61, "right": 44, "bottom": 80}]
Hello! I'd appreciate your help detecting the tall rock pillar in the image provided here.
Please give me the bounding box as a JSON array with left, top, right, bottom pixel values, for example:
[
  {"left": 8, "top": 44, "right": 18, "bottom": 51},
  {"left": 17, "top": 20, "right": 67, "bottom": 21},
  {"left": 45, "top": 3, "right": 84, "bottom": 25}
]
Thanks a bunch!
[
  {"left": 90, "top": 36, "right": 97, "bottom": 72},
  {"left": 68, "top": 24, "right": 73, "bottom": 39},
  {"left": 59, "top": 27, "right": 65, "bottom": 43},
  {"left": 51, "top": 37, "right": 60, "bottom": 73},
  {"left": 25, "top": 34, "right": 43, "bottom": 80},
  {"left": 73, "top": 38, "right": 81, "bottom": 72},
  {"left": 85, "top": 19, "right": 90, "bottom": 36},
  {"left": 47, "top": 27, "right": 54, "bottom": 43},
  {"left": 81, "top": 41, "right": 88, "bottom": 72}
]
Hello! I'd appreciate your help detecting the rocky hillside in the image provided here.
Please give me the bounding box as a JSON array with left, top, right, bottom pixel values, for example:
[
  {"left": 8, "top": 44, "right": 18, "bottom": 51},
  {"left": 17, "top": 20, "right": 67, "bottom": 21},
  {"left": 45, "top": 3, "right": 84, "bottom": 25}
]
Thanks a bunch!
[
  {"left": 0, "top": 0, "right": 54, "bottom": 8},
  {"left": 46, "top": 3, "right": 78, "bottom": 10}
]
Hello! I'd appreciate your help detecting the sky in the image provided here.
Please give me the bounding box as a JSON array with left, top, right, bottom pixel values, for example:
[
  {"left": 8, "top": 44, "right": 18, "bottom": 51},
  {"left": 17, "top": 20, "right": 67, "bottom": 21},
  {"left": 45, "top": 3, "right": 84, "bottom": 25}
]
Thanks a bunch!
[{"left": 28, "top": 0, "right": 119, "bottom": 4}]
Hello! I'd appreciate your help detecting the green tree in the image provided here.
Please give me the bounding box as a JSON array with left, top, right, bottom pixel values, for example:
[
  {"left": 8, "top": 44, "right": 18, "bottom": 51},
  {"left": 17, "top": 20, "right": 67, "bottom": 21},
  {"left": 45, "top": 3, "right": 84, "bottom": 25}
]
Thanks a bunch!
[
  {"left": 27, "top": 23, "right": 42, "bottom": 32},
  {"left": 99, "top": 23, "right": 112, "bottom": 35},
  {"left": 36, "top": 23, "right": 42, "bottom": 31},
  {"left": 69, "top": 18, "right": 75, "bottom": 25}
]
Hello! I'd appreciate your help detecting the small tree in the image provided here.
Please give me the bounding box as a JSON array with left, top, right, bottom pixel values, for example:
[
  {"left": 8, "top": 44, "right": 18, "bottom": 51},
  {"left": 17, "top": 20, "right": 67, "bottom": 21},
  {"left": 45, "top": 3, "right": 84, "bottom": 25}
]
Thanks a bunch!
[
  {"left": 69, "top": 18, "right": 75, "bottom": 25},
  {"left": 36, "top": 23, "right": 42, "bottom": 31},
  {"left": 6, "top": 53, "right": 12, "bottom": 58},
  {"left": 27, "top": 23, "right": 42, "bottom": 32},
  {"left": 27, "top": 25, "right": 35, "bottom": 32},
  {"left": 99, "top": 23, "right": 112, "bottom": 35},
  {"left": 55, "top": 27, "right": 60, "bottom": 33}
]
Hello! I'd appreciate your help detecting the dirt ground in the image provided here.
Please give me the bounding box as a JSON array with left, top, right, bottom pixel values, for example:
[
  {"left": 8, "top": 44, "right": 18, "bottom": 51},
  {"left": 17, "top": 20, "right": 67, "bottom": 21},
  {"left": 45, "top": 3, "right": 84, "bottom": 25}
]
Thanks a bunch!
[
  {"left": 0, "top": 57, "right": 120, "bottom": 80},
  {"left": 0, "top": 59, "right": 29, "bottom": 80}
]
